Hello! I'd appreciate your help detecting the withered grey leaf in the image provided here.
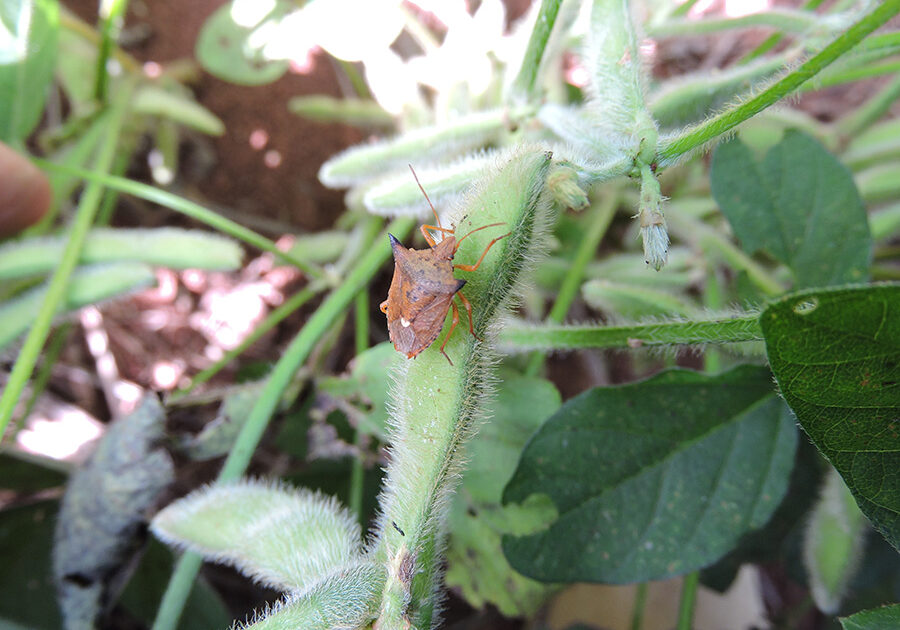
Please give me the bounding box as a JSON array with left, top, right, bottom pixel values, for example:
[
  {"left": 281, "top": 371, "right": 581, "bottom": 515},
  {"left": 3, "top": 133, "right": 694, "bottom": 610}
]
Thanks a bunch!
[{"left": 53, "top": 396, "right": 174, "bottom": 629}]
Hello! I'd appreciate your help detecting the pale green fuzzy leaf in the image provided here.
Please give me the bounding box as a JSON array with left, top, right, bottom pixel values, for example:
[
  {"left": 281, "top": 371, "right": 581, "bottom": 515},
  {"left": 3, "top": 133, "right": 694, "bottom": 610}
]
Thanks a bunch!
[
  {"left": 55, "top": 26, "right": 96, "bottom": 110},
  {"left": 288, "top": 95, "right": 393, "bottom": 129},
  {"left": 0, "top": 263, "right": 156, "bottom": 351},
  {"left": 0, "top": 228, "right": 243, "bottom": 280},
  {"left": 804, "top": 467, "right": 868, "bottom": 614},
  {"left": 318, "top": 110, "right": 507, "bottom": 188},
  {"left": 649, "top": 55, "right": 786, "bottom": 129},
  {"left": 132, "top": 85, "right": 225, "bottom": 136},
  {"left": 151, "top": 480, "right": 362, "bottom": 592},
  {"left": 582, "top": 279, "right": 698, "bottom": 319},
  {"left": 241, "top": 562, "right": 385, "bottom": 630},
  {"left": 54, "top": 396, "right": 174, "bottom": 630},
  {"left": 285, "top": 230, "right": 349, "bottom": 266},
  {"left": 844, "top": 118, "right": 900, "bottom": 170},
  {"left": 362, "top": 152, "right": 497, "bottom": 217}
]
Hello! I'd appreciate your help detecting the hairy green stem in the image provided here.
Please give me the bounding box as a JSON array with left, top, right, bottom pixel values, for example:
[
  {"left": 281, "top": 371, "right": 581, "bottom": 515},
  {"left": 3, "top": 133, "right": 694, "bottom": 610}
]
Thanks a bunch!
[
  {"left": 0, "top": 82, "right": 132, "bottom": 437},
  {"left": 658, "top": 0, "right": 900, "bottom": 165},
  {"left": 374, "top": 150, "right": 552, "bottom": 629},
  {"left": 676, "top": 571, "right": 700, "bottom": 630},
  {"left": 32, "top": 160, "right": 328, "bottom": 281},
  {"left": 525, "top": 192, "right": 617, "bottom": 375},
  {"left": 152, "top": 218, "right": 414, "bottom": 630},
  {"left": 510, "top": 0, "right": 563, "bottom": 103},
  {"left": 498, "top": 314, "right": 762, "bottom": 352}
]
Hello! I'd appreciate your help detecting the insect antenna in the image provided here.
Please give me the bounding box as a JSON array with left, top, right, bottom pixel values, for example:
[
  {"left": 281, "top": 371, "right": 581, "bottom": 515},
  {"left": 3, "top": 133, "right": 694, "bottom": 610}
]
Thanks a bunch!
[{"left": 409, "top": 164, "right": 443, "bottom": 237}]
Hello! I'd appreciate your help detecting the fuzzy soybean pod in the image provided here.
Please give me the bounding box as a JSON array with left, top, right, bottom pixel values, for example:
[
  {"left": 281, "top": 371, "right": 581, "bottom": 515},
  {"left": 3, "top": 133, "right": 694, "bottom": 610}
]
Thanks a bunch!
[{"left": 372, "top": 147, "right": 554, "bottom": 630}]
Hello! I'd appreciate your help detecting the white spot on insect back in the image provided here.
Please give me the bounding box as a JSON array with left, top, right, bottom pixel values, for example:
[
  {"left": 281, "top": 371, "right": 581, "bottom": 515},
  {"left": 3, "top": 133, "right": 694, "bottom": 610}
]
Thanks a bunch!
[{"left": 401, "top": 317, "right": 411, "bottom": 327}]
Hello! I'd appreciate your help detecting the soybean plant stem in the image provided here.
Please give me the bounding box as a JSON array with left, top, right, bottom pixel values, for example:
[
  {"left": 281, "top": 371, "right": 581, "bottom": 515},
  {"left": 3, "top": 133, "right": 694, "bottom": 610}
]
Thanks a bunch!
[{"left": 676, "top": 571, "right": 700, "bottom": 630}]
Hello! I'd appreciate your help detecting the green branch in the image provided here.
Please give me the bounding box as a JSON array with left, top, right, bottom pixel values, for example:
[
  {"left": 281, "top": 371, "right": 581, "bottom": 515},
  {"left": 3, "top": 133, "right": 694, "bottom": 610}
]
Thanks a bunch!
[
  {"left": 498, "top": 314, "right": 763, "bottom": 352},
  {"left": 510, "top": 0, "right": 564, "bottom": 103},
  {"left": 658, "top": 0, "right": 900, "bottom": 165}
]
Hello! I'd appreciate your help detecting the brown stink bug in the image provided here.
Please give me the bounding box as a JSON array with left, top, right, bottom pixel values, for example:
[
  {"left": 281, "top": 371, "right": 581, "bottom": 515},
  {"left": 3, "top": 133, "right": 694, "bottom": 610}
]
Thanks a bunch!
[{"left": 379, "top": 168, "right": 509, "bottom": 365}]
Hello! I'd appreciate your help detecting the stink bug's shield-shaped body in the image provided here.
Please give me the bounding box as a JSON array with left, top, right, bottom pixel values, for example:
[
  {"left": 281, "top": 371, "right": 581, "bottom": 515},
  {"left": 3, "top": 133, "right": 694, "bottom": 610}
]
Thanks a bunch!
[
  {"left": 384, "top": 234, "right": 465, "bottom": 359},
  {"left": 380, "top": 167, "right": 509, "bottom": 365}
]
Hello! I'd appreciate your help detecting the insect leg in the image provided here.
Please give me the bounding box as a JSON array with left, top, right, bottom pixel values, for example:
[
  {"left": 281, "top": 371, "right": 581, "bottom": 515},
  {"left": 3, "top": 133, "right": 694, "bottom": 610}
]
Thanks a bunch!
[
  {"left": 420, "top": 223, "right": 454, "bottom": 247},
  {"left": 456, "top": 291, "right": 482, "bottom": 342},
  {"left": 439, "top": 300, "right": 460, "bottom": 365},
  {"left": 453, "top": 231, "right": 512, "bottom": 272}
]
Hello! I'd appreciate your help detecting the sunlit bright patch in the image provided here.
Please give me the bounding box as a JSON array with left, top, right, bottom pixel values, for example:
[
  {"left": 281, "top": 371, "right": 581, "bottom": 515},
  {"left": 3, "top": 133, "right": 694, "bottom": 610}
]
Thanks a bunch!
[
  {"left": 230, "top": 0, "right": 276, "bottom": 28},
  {"left": 17, "top": 406, "right": 103, "bottom": 462}
]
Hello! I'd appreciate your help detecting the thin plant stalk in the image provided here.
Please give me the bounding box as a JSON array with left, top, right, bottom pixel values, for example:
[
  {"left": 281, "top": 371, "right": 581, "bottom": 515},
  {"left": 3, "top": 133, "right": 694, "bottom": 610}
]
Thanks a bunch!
[
  {"left": 94, "top": 0, "right": 130, "bottom": 103},
  {"left": 32, "top": 159, "right": 328, "bottom": 281},
  {"left": 676, "top": 571, "right": 700, "bottom": 630},
  {"left": 0, "top": 82, "right": 133, "bottom": 437},
  {"left": 14, "top": 323, "right": 73, "bottom": 434},
  {"left": 525, "top": 192, "right": 617, "bottom": 375},
  {"left": 703, "top": 267, "right": 724, "bottom": 373},
  {"left": 499, "top": 313, "right": 762, "bottom": 352},
  {"left": 152, "top": 218, "right": 414, "bottom": 630},
  {"left": 631, "top": 582, "right": 648, "bottom": 630},
  {"left": 510, "top": 0, "right": 564, "bottom": 103},
  {"left": 658, "top": 0, "right": 900, "bottom": 165}
]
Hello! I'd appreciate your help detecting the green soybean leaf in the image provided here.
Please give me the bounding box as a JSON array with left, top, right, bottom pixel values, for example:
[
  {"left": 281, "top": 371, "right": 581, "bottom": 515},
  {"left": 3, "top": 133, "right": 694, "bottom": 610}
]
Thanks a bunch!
[
  {"left": 502, "top": 365, "right": 796, "bottom": 584},
  {"left": 711, "top": 131, "right": 871, "bottom": 288},
  {"left": 841, "top": 604, "right": 900, "bottom": 630},
  {"left": 761, "top": 284, "right": 900, "bottom": 551},
  {"left": 0, "top": 0, "right": 59, "bottom": 143},
  {"left": 195, "top": 2, "right": 290, "bottom": 86}
]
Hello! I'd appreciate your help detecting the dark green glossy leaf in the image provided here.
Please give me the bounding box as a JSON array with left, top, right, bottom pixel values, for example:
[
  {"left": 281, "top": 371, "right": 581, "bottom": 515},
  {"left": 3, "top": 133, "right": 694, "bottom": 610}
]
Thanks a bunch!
[
  {"left": 0, "top": 500, "right": 61, "bottom": 629},
  {"left": 711, "top": 131, "right": 871, "bottom": 288},
  {"left": 195, "top": 2, "right": 290, "bottom": 86},
  {"left": 761, "top": 284, "right": 900, "bottom": 551},
  {"left": 0, "top": 451, "right": 67, "bottom": 492},
  {"left": 841, "top": 604, "right": 900, "bottom": 630},
  {"left": 0, "top": 0, "right": 59, "bottom": 143},
  {"left": 502, "top": 366, "right": 796, "bottom": 584}
]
